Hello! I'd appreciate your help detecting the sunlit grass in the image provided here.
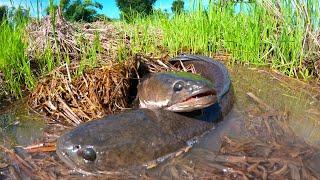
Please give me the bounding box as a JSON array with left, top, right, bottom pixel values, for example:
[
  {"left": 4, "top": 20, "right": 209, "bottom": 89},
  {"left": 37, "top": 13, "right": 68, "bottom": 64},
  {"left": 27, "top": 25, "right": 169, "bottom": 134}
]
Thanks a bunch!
[
  {"left": 0, "top": 19, "right": 35, "bottom": 97},
  {"left": 0, "top": 4, "right": 103, "bottom": 98},
  {"left": 124, "top": 0, "right": 320, "bottom": 79},
  {"left": 1, "top": 0, "right": 320, "bottom": 98}
]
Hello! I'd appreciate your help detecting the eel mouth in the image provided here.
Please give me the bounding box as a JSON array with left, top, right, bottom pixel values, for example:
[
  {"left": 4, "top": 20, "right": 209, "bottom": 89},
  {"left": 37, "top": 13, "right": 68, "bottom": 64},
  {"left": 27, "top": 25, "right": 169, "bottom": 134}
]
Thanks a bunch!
[
  {"left": 182, "top": 90, "right": 216, "bottom": 103},
  {"left": 165, "top": 89, "right": 217, "bottom": 112}
]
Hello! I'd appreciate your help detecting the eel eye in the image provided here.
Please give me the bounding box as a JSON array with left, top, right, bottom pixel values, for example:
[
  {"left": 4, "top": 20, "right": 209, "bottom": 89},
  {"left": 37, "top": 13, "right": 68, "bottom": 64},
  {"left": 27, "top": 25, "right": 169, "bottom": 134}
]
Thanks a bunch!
[
  {"left": 74, "top": 145, "right": 80, "bottom": 150},
  {"left": 173, "top": 81, "right": 184, "bottom": 91},
  {"left": 79, "top": 147, "right": 97, "bottom": 161}
]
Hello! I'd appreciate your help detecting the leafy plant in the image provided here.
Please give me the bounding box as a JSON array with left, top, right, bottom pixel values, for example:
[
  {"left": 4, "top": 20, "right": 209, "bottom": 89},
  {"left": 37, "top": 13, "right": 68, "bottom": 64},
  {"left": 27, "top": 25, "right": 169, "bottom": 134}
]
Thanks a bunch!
[
  {"left": 46, "top": 0, "right": 105, "bottom": 22},
  {"left": 116, "top": 0, "right": 157, "bottom": 21},
  {"left": 171, "top": 0, "right": 184, "bottom": 14}
]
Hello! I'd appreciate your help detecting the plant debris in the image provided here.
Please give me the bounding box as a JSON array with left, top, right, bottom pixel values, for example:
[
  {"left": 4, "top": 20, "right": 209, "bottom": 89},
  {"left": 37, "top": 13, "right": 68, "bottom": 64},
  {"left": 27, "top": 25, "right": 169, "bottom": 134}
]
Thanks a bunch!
[
  {"left": 28, "top": 57, "right": 138, "bottom": 126},
  {"left": 27, "top": 9, "right": 80, "bottom": 62},
  {"left": 26, "top": 9, "right": 132, "bottom": 66},
  {"left": 150, "top": 93, "right": 320, "bottom": 179},
  {"left": 27, "top": 52, "right": 198, "bottom": 127}
]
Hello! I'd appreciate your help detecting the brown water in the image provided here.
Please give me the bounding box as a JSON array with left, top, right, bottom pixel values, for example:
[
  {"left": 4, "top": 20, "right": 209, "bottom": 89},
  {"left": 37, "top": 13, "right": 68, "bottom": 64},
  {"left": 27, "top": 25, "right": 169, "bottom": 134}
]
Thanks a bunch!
[
  {"left": 0, "top": 66, "right": 320, "bottom": 178},
  {"left": 0, "top": 101, "right": 45, "bottom": 147},
  {"left": 173, "top": 65, "right": 320, "bottom": 152},
  {"left": 143, "top": 66, "right": 320, "bottom": 178},
  {"left": 229, "top": 66, "right": 320, "bottom": 147}
]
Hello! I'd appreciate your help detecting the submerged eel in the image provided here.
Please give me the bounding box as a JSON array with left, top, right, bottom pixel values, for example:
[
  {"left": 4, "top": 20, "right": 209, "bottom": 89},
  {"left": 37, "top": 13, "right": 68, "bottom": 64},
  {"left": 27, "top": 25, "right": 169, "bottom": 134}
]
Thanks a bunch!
[{"left": 56, "top": 55, "right": 234, "bottom": 175}]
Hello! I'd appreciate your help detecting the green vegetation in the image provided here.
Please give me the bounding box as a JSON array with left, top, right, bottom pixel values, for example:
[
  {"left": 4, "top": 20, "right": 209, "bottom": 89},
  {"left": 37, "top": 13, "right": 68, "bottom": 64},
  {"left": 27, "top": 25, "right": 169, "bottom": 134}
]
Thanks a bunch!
[
  {"left": 0, "top": 6, "right": 8, "bottom": 21},
  {"left": 126, "top": 0, "right": 320, "bottom": 79},
  {"left": 0, "top": 13, "right": 34, "bottom": 97},
  {"left": 171, "top": 0, "right": 184, "bottom": 14},
  {"left": 0, "top": 1, "right": 104, "bottom": 97},
  {"left": 116, "top": 0, "right": 157, "bottom": 21},
  {"left": 1, "top": 0, "right": 320, "bottom": 99},
  {"left": 46, "top": 0, "right": 106, "bottom": 22}
]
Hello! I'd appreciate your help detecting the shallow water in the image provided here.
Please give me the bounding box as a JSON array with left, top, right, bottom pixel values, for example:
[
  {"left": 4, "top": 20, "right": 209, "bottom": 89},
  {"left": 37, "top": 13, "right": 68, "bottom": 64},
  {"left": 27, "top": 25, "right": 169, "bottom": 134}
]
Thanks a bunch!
[
  {"left": 230, "top": 66, "right": 320, "bottom": 147},
  {"left": 176, "top": 65, "right": 320, "bottom": 151},
  {"left": 0, "top": 65, "right": 320, "bottom": 178},
  {"left": 0, "top": 101, "right": 45, "bottom": 147},
  {"left": 148, "top": 66, "right": 320, "bottom": 178}
]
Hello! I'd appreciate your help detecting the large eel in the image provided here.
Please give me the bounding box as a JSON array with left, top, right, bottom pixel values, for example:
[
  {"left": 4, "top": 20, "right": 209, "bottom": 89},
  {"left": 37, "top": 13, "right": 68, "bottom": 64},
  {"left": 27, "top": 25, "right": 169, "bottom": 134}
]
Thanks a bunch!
[
  {"left": 169, "top": 54, "right": 234, "bottom": 117},
  {"left": 56, "top": 55, "right": 234, "bottom": 175}
]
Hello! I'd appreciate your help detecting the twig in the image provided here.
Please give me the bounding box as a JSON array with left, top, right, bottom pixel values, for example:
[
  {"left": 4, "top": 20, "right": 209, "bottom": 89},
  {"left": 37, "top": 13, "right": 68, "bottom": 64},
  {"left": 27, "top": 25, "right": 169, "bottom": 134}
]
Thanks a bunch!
[
  {"left": 24, "top": 142, "right": 56, "bottom": 153},
  {"left": 246, "top": 92, "right": 273, "bottom": 111},
  {"left": 0, "top": 145, "right": 35, "bottom": 177}
]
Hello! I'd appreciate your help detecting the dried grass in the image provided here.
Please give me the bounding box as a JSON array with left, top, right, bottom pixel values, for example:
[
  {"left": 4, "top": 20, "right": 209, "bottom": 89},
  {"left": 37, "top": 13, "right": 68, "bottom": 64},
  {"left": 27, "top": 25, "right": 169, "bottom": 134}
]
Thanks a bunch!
[
  {"left": 27, "top": 10, "right": 79, "bottom": 61},
  {"left": 26, "top": 9, "right": 131, "bottom": 71},
  {"left": 28, "top": 57, "right": 138, "bottom": 126},
  {"left": 153, "top": 101, "right": 319, "bottom": 179}
]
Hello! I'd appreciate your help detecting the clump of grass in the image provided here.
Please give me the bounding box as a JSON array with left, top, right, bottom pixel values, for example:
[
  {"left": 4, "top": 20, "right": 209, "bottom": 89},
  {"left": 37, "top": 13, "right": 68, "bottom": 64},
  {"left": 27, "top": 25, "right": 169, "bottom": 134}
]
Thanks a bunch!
[
  {"left": 76, "top": 31, "right": 102, "bottom": 76},
  {"left": 124, "top": 0, "right": 320, "bottom": 80},
  {"left": 2, "top": 0, "right": 320, "bottom": 98},
  {"left": 0, "top": 2, "right": 105, "bottom": 98},
  {"left": 0, "top": 17, "right": 35, "bottom": 97}
]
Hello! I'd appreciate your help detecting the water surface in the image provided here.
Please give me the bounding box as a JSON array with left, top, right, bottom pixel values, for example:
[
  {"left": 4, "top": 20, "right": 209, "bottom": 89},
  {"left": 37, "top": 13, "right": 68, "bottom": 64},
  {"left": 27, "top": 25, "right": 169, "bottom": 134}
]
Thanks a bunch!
[{"left": 0, "top": 101, "right": 45, "bottom": 147}]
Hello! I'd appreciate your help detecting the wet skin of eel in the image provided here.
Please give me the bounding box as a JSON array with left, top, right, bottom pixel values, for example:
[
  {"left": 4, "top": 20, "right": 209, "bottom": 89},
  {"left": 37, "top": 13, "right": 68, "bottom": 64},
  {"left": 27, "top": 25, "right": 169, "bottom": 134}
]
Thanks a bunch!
[
  {"left": 56, "top": 55, "right": 234, "bottom": 172},
  {"left": 169, "top": 54, "right": 234, "bottom": 121}
]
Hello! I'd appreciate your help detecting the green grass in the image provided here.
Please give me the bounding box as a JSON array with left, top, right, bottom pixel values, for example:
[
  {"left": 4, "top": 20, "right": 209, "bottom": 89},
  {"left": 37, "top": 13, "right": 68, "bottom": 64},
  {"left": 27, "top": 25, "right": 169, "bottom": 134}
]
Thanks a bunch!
[
  {"left": 1, "top": 0, "right": 320, "bottom": 98},
  {"left": 76, "top": 32, "right": 101, "bottom": 76},
  {"left": 0, "top": 5, "right": 103, "bottom": 98},
  {"left": 124, "top": 0, "right": 320, "bottom": 79},
  {"left": 0, "top": 19, "right": 35, "bottom": 97}
]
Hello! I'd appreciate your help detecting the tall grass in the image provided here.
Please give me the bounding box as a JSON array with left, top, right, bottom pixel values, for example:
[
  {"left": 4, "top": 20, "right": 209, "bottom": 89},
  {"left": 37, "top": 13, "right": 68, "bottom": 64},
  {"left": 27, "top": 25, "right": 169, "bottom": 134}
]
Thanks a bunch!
[
  {"left": 0, "top": 1, "right": 103, "bottom": 98},
  {"left": 125, "top": 0, "right": 320, "bottom": 79},
  {"left": 1, "top": 0, "right": 320, "bottom": 98},
  {"left": 0, "top": 16, "right": 34, "bottom": 97}
]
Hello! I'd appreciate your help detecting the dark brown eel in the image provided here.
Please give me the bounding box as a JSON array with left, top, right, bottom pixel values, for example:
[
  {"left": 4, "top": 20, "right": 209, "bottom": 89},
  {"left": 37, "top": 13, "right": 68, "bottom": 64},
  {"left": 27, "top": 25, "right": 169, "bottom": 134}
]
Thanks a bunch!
[
  {"left": 56, "top": 55, "right": 234, "bottom": 175},
  {"left": 169, "top": 54, "right": 234, "bottom": 118}
]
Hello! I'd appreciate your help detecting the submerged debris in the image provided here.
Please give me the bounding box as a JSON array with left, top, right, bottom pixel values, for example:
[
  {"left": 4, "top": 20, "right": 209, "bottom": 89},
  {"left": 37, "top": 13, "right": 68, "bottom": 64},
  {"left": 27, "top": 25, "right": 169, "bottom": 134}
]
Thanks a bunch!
[
  {"left": 152, "top": 96, "right": 319, "bottom": 179},
  {"left": 155, "top": 137, "right": 318, "bottom": 179}
]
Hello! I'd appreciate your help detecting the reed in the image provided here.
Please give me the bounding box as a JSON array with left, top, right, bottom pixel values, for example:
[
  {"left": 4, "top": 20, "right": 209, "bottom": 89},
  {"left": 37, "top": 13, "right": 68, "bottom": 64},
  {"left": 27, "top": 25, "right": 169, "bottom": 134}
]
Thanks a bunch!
[
  {"left": 1, "top": 0, "right": 320, "bottom": 98},
  {"left": 124, "top": 0, "right": 320, "bottom": 79},
  {"left": 0, "top": 17, "right": 34, "bottom": 97}
]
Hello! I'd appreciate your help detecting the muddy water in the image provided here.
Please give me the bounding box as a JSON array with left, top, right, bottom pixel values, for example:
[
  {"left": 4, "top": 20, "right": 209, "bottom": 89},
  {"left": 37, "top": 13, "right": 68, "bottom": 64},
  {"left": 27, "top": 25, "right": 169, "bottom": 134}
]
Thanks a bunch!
[
  {"left": 178, "top": 65, "right": 320, "bottom": 152},
  {"left": 0, "top": 101, "right": 45, "bottom": 147},
  {"left": 0, "top": 65, "right": 320, "bottom": 178},
  {"left": 229, "top": 66, "right": 320, "bottom": 147},
  {"left": 148, "top": 66, "right": 320, "bottom": 178}
]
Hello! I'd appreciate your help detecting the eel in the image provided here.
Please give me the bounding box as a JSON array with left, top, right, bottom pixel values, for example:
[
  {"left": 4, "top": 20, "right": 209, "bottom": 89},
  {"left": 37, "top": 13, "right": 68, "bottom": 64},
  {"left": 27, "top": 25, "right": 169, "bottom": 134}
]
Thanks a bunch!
[{"left": 56, "top": 55, "right": 234, "bottom": 175}]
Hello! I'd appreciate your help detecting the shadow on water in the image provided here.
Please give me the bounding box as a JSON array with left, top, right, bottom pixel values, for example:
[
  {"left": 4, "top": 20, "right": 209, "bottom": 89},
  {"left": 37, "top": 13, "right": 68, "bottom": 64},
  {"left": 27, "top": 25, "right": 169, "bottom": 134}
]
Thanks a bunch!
[{"left": 0, "top": 65, "right": 320, "bottom": 178}]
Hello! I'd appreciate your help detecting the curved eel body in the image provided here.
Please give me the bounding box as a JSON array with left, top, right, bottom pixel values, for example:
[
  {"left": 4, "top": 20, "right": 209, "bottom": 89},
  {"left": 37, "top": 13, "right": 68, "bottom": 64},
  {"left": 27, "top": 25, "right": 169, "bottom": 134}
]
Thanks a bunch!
[
  {"left": 56, "top": 55, "right": 234, "bottom": 174},
  {"left": 57, "top": 109, "right": 215, "bottom": 174},
  {"left": 169, "top": 54, "right": 234, "bottom": 117}
]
